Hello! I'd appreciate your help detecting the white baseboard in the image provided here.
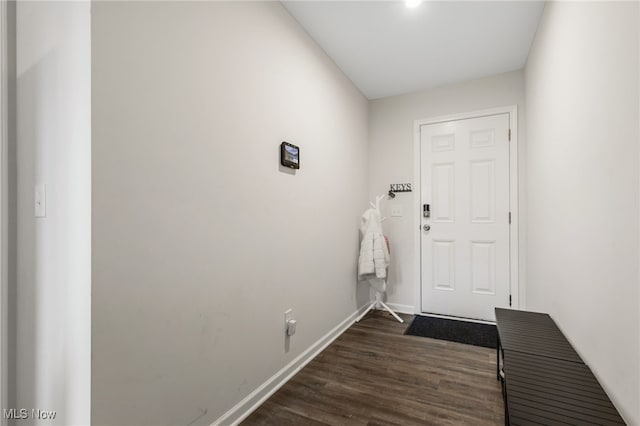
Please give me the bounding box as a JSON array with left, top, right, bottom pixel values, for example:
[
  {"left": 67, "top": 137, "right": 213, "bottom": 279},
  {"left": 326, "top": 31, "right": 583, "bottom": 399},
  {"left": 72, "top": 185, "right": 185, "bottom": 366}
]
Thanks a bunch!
[
  {"left": 211, "top": 303, "right": 370, "bottom": 426},
  {"left": 379, "top": 303, "right": 415, "bottom": 315}
]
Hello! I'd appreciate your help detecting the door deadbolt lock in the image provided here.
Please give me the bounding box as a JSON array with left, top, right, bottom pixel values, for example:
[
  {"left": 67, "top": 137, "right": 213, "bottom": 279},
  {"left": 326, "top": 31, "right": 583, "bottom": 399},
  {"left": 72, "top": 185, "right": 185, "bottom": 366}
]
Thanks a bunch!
[{"left": 423, "top": 225, "right": 431, "bottom": 232}]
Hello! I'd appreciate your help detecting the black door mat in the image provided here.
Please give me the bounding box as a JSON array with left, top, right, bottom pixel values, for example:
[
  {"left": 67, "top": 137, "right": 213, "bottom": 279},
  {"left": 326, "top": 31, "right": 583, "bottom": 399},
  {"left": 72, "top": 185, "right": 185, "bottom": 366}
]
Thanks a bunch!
[{"left": 405, "top": 315, "right": 497, "bottom": 349}]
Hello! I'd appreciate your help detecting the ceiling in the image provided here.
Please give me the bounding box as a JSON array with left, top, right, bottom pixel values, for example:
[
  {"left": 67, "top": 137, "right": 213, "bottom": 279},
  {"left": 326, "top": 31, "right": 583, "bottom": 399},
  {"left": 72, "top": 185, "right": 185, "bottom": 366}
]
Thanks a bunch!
[{"left": 283, "top": 1, "right": 545, "bottom": 100}]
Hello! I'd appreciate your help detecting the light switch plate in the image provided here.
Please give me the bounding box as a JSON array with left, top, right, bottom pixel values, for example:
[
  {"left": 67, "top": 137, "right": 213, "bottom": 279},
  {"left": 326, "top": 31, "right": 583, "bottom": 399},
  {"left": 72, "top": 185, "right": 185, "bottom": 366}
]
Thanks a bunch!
[
  {"left": 391, "top": 204, "right": 403, "bottom": 217},
  {"left": 34, "top": 184, "right": 46, "bottom": 218}
]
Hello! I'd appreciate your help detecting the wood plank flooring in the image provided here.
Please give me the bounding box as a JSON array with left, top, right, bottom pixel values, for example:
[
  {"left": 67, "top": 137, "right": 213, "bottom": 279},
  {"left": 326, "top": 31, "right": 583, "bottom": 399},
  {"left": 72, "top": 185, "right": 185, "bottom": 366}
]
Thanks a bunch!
[{"left": 242, "top": 311, "right": 504, "bottom": 425}]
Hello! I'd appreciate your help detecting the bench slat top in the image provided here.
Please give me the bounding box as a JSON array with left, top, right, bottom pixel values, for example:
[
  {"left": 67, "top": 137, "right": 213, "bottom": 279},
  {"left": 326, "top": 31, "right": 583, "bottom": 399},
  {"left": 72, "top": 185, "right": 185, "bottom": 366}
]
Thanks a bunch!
[
  {"left": 495, "top": 308, "right": 583, "bottom": 363},
  {"left": 504, "top": 350, "right": 625, "bottom": 425}
]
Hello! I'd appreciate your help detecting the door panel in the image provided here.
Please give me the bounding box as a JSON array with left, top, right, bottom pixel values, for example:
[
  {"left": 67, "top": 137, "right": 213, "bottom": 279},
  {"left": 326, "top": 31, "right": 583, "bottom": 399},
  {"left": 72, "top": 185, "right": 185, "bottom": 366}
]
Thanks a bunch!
[
  {"left": 470, "top": 241, "right": 496, "bottom": 295},
  {"left": 433, "top": 163, "right": 454, "bottom": 222},
  {"left": 420, "top": 114, "right": 510, "bottom": 321},
  {"left": 470, "top": 160, "right": 495, "bottom": 223},
  {"left": 432, "top": 240, "right": 455, "bottom": 291}
]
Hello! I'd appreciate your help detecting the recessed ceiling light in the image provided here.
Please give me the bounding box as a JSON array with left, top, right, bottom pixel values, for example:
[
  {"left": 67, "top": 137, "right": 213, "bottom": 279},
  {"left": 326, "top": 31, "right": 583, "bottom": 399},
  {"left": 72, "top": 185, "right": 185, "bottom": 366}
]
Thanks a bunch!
[{"left": 405, "top": 0, "right": 422, "bottom": 9}]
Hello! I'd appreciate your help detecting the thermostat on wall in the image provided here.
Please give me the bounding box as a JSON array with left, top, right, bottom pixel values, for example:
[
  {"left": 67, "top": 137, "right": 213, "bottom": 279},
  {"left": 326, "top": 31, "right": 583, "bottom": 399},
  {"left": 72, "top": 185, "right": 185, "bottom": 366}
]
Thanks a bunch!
[{"left": 280, "top": 142, "right": 300, "bottom": 169}]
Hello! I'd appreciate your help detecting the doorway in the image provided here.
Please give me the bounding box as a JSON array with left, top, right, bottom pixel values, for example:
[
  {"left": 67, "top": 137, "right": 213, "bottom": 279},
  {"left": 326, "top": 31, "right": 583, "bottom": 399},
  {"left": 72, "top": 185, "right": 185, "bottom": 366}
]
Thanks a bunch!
[{"left": 415, "top": 108, "right": 519, "bottom": 321}]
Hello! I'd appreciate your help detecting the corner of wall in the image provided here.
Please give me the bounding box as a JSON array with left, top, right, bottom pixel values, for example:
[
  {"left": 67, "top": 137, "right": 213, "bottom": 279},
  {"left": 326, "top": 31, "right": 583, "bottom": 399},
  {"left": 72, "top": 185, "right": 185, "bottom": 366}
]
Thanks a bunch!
[{"left": 3, "top": 0, "right": 17, "bottom": 422}]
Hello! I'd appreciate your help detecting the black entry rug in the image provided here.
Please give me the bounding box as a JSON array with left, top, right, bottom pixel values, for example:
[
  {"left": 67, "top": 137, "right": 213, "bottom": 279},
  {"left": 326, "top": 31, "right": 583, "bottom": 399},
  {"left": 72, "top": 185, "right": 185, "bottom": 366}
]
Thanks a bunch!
[{"left": 405, "top": 315, "right": 497, "bottom": 349}]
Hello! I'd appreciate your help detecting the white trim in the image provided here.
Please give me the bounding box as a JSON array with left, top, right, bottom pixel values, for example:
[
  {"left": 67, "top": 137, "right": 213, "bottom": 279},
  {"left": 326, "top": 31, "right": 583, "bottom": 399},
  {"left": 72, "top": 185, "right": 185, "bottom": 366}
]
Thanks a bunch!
[
  {"left": 378, "top": 303, "right": 415, "bottom": 315},
  {"left": 507, "top": 106, "right": 520, "bottom": 309},
  {"left": 211, "top": 303, "right": 371, "bottom": 426},
  {"left": 419, "top": 313, "right": 495, "bottom": 326},
  {"left": 413, "top": 105, "right": 521, "bottom": 317},
  {"left": 412, "top": 120, "right": 422, "bottom": 315}
]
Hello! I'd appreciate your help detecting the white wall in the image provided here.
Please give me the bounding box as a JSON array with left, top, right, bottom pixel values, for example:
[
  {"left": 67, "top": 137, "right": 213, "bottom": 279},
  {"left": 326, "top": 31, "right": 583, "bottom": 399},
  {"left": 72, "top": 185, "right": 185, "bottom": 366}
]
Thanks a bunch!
[
  {"left": 525, "top": 2, "right": 639, "bottom": 424},
  {"left": 368, "top": 70, "right": 526, "bottom": 312},
  {"left": 15, "top": 1, "right": 91, "bottom": 425},
  {"left": 91, "top": 2, "right": 369, "bottom": 425}
]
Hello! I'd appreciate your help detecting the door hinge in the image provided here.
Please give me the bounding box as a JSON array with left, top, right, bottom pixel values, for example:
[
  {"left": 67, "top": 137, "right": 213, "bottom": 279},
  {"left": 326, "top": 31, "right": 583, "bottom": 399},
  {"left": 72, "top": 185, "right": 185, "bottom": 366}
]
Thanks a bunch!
[
  {"left": 508, "top": 129, "right": 511, "bottom": 141},
  {"left": 509, "top": 212, "right": 511, "bottom": 224},
  {"left": 509, "top": 294, "right": 512, "bottom": 307}
]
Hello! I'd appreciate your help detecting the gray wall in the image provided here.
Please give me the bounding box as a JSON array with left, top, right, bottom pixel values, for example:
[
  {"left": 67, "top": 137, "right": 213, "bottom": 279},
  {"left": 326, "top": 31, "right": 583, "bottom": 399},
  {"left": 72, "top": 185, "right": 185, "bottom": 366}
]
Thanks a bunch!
[
  {"left": 2, "top": 1, "right": 16, "bottom": 424},
  {"left": 368, "top": 70, "right": 526, "bottom": 313},
  {"left": 525, "top": 2, "right": 639, "bottom": 423},
  {"left": 91, "top": 2, "right": 369, "bottom": 425}
]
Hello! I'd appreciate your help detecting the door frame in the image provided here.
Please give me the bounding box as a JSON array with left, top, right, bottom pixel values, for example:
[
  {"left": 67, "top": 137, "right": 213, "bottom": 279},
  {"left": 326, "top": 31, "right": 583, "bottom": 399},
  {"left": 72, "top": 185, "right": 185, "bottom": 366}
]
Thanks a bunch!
[{"left": 413, "top": 105, "right": 520, "bottom": 316}]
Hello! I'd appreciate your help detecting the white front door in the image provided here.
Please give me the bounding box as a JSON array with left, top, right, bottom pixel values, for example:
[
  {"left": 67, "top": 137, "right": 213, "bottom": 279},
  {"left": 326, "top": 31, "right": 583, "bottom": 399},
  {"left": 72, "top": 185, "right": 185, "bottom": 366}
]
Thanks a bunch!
[{"left": 420, "top": 113, "right": 511, "bottom": 321}]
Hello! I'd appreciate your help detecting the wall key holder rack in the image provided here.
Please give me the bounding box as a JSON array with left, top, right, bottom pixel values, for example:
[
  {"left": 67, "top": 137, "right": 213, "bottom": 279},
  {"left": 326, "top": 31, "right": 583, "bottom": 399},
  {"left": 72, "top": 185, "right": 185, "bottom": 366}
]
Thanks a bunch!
[{"left": 388, "top": 183, "right": 412, "bottom": 198}]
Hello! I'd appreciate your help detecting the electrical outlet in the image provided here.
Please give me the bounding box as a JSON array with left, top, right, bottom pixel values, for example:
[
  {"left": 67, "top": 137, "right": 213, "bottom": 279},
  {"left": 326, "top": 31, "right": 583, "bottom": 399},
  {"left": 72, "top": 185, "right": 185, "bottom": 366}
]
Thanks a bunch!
[
  {"left": 284, "top": 309, "right": 294, "bottom": 336},
  {"left": 391, "top": 204, "right": 403, "bottom": 217},
  {"left": 286, "top": 319, "right": 297, "bottom": 336},
  {"left": 284, "top": 309, "right": 293, "bottom": 325},
  {"left": 34, "top": 184, "right": 46, "bottom": 217}
]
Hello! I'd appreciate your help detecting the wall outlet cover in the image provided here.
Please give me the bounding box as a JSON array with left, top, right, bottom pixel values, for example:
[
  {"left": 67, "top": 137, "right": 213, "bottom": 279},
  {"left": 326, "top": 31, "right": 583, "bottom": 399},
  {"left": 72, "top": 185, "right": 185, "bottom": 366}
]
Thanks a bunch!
[
  {"left": 391, "top": 204, "right": 403, "bottom": 217},
  {"left": 34, "top": 184, "right": 47, "bottom": 218}
]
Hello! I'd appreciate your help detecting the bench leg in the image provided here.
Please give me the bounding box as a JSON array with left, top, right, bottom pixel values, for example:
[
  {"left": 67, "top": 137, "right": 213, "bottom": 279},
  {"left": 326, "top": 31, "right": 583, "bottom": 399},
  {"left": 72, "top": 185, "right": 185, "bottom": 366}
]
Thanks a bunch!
[
  {"left": 496, "top": 335, "right": 501, "bottom": 381},
  {"left": 504, "top": 392, "right": 509, "bottom": 426}
]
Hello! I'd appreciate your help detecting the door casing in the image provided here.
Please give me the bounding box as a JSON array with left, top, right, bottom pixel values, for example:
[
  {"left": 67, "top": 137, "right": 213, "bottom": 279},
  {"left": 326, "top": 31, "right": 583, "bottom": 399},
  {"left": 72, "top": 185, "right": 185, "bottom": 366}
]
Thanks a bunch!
[{"left": 413, "top": 106, "right": 520, "bottom": 317}]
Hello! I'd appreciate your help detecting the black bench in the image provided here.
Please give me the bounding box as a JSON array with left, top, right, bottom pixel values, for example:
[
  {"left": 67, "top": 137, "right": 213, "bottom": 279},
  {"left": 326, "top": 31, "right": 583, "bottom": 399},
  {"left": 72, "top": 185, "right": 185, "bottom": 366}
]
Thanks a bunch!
[{"left": 495, "top": 308, "right": 625, "bottom": 425}]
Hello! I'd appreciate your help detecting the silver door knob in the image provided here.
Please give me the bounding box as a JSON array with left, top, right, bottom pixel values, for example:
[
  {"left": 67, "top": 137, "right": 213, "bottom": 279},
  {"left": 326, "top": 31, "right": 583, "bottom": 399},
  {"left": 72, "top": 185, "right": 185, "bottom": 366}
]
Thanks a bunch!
[{"left": 423, "top": 225, "right": 431, "bottom": 231}]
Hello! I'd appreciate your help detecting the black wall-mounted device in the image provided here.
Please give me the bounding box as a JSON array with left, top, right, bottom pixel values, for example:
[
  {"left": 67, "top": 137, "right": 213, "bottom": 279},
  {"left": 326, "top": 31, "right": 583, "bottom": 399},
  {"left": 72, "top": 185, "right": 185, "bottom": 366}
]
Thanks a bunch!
[
  {"left": 280, "top": 142, "right": 300, "bottom": 169},
  {"left": 423, "top": 204, "right": 430, "bottom": 218}
]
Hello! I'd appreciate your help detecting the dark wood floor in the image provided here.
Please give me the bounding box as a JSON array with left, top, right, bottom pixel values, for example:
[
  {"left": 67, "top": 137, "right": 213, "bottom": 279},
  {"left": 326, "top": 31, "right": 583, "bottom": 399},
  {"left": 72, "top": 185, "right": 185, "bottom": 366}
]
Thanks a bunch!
[{"left": 243, "top": 311, "right": 504, "bottom": 425}]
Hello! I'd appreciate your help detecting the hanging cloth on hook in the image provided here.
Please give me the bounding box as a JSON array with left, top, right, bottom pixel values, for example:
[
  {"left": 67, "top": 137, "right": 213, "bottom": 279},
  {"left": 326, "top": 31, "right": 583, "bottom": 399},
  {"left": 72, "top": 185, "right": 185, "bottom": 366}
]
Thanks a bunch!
[{"left": 358, "top": 208, "right": 390, "bottom": 281}]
